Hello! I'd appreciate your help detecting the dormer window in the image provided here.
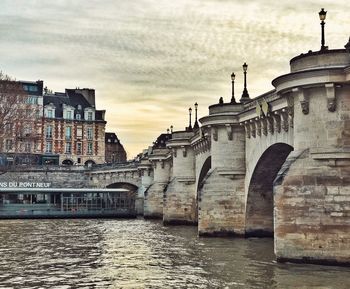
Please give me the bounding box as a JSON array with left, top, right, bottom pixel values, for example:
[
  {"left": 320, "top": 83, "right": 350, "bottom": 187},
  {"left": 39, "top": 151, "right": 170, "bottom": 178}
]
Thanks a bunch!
[
  {"left": 84, "top": 108, "right": 95, "bottom": 121},
  {"left": 77, "top": 104, "right": 82, "bottom": 110},
  {"left": 48, "top": 109, "right": 53, "bottom": 118},
  {"left": 76, "top": 113, "right": 81, "bottom": 120},
  {"left": 66, "top": 111, "right": 72, "bottom": 119}
]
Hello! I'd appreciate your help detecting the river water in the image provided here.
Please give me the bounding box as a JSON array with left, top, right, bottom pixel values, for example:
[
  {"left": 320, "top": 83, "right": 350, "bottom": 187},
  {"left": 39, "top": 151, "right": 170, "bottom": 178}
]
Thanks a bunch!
[{"left": 0, "top": 219, "right": 349, "bottom": 289}]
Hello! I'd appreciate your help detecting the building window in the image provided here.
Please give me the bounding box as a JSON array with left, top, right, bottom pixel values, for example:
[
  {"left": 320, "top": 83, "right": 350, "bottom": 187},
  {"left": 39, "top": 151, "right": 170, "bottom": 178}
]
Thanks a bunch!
[
  {"left": 46, "top": 142, "right": 52, "bottom": 153},
  {"left": 47, "top": 109, "right": 53, "bottom": 118},
  {"left": 25, "top": 142, "right": 31, "bottom": 153},
  {"left": 87, "top": 112, "right": 93, "bottom": 121},
  {"left": 46, "top": 125, "right": 53, "bottom": 138},
  {"left": 66, "top": 111, "right": 72, "bottom": 120},
  {"left": 87, "top": 142, "right": 93, "bottom": 155},
  {"left": 65, "top": 142, "right": 72, "bottom": 154},
  {"left": 66, "top": 126, "right": 72, "bottom": 140},
  {"left": 26, "top": 96, "right": 38, "bottom": 104},
  {"left": 77, "top": 127, "right": 82, "bottom": 138},
  {"left": 5, "top": 139, "right": 13, "bottom": 151},
  {"left": 87, "top": 127, "right": 93, "bottom": 140},
  {"left": 108, "top": 138, "right": 111, "bottom": 143},
  {"left": 77, "top": 142, "right": 82, "bottom": 155},
  {"left": 34, "top": 141, "right": 39, "bottom": 152},
  {"left": 28, "top": 85, "right": 38, "bottom": 92},
  {"left": 24, "top": 126, "right": 32, "bottom": 136},
  {"left": 76, "top": 113, "right": 81, "bottom": 120},
  {"left": 5, "top": 123, "right": 12, "bottom": 133}
]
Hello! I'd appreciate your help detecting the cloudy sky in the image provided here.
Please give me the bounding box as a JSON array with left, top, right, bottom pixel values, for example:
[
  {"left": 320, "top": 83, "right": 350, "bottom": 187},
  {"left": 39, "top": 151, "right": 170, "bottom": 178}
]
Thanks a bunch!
[{"left": 1, "top": 0, "right": 349, "bottom": 158}]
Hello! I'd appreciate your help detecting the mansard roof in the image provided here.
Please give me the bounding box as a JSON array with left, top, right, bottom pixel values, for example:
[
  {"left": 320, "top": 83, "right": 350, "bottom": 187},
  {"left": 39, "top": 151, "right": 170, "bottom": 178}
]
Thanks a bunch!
[{"left": 43, "top": 89, "right": 104, "bottom": 121}]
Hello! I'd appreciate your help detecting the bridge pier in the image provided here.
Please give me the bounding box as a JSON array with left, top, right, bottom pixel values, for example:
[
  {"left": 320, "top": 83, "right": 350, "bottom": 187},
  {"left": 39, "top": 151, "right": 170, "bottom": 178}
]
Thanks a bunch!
[
  {"left": 137, "top": 161, "right": 153, "bottom": 216},
  {"left": 164, "top": 131, "right": 197, "bottom": 225},
  {"left": 198, "top": 104, "right": 246, "bottom": 236},
  {"left": 272, "top": 50, "right": 350, "bottom": 265},
  {"left": 144, "top": 148, "right": 171, "bottom": 219}
]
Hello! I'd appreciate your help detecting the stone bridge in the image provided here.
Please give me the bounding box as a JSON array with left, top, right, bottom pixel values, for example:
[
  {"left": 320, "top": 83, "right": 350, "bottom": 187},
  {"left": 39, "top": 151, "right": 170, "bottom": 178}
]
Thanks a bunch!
[
  {"left": 1, "top": 38, "right": 349, "bottom": 266},
  {"left": 91, "top": 43, "right": 350, "bottom": 265}
]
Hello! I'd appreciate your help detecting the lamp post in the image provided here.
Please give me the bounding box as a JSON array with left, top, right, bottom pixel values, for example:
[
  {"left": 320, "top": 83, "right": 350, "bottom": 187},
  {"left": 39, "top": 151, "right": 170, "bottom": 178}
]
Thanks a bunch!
[
  {"left": 240, "top": 62, "right": 250, "bottom": 103},
  {"left": 188, "top": 107, "right": 192, "bottom": 131},
  {"left": 231, "top": 72, "right": 236, "bottom": 104},
  {"left": 170, "top": 125, "right": 173, "bottom": 133},
  {"left": 194, "top": 102, "right": 199, "bottom": 129},
  {"left": 319, "top": 8, "right": 327, "bottom": 51}
]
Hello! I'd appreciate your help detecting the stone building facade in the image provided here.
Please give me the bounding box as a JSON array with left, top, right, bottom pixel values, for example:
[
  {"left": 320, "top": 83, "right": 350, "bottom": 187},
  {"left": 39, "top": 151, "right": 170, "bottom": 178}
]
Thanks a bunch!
[
  {"left": 42, "top": 88, "right": 106, "bottom": 165},
  {"left": 105, "top": 132, "right": 127, "bottom": 163}
]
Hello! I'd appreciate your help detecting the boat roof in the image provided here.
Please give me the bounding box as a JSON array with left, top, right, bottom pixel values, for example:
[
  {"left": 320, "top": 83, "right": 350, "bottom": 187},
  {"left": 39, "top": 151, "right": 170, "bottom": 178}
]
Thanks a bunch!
[{"left": 0, "top": 188, "right": 129, "bottom": 193}]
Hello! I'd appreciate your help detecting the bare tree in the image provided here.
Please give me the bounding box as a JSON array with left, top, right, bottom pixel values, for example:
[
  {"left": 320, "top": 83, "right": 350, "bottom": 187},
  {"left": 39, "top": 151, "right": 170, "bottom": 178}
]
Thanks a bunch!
[{"left": 0, "top": 72, "right": 42, "bottom": 167}]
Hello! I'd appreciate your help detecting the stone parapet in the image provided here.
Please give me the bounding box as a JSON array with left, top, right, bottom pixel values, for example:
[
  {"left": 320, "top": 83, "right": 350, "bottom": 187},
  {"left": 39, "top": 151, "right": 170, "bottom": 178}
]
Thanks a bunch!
[{"left": 290, "top": 49, "right": 350, "bottom": 72}]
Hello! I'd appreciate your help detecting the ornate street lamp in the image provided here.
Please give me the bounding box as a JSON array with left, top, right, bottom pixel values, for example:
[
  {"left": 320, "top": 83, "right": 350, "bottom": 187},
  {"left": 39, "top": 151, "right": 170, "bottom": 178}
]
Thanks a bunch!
[
  {"left": 231, "top": 72, "right": 236, "bottom": 104},
  {"left": 170, "top": 125, "right": 174, "bottom": 133},
  {"left": 188, "top": 107, "right": 192, "bottom": 131},
  {"left": 193, "top": 102, "right": 199, "bottom": 129},
  {"left": 240, "top": 62, "right": 250, "bottom": 103},
  {"left": 319, "top": 8, "right": 327, "bottom": 51}
]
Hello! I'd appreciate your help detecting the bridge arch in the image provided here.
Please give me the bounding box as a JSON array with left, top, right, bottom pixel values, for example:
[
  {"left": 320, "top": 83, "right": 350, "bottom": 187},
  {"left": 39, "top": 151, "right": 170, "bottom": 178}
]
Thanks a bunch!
[
  {"left": 106, "top": 182, "right": 138, "bottom": 192},
  {"left": 62, "top": 159, "right": 73, "bottom": 165},
  {"left": 197, "top": 156, "right": 211, "bottom": 193},
  {"left": 196, "top": 156, "right": 211, "bottom": 222},
  {"left": 85, "top": 160, "right": 96, "bottom": 167},
  {"left": 245, "top": 143, "right": 293, "bottom": 237}
]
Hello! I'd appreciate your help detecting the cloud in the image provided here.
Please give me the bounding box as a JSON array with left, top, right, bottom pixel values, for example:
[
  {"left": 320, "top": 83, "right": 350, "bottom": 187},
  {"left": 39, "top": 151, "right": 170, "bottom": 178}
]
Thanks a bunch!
[{"left": 1, "top": 0, "right": 349, "bottom": 157}]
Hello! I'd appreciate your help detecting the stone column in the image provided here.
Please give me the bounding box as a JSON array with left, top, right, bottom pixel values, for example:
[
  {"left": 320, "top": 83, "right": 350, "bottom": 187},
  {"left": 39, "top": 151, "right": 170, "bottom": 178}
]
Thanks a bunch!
[
  {"left": 144, "top": 148, "right": 171, "bottom": 218},
  {"left": 198, "top": 103, "right": 246, "bottom": 236},
  {"left": 163, "top": 131, "right": 196, "bottom": 225}
]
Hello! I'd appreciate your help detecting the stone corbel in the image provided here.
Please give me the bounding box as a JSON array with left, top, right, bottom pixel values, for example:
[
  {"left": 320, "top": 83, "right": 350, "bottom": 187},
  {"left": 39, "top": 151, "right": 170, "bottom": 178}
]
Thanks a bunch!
[
  {"left": 293, "top": 88, "right": 308, "bottom": 115},
  {"left": 212, "top": 127, "right": 218, "bottom": 141},
  {"left": 325, "top": 83, "right": 336, "bottom": 112},
  {"left": 182, "top": 146, "right": 187, "bottom": 157},
  {"left": 267, "top": 117, "right": 274, "bottom": 134},
  {"left": 256, "top": 119, "right": 261, "bottom": 137},
  {"left": 225, "top": 124, "right": 233, "bottom": 141},
  {"left": 281, "top": 109, "right": 289, "bottom": 132},
  {"left": 245, "top": 122, "right": 251, "bottom": 139},
  {"left": 250, "top": 120, "right": 256, "bottom": 138},
  {"left": 262, "top": 118, "right": 267, "bottom": 136},
  {"left": 273, "top": 113, "right": 281, "bottom": 133},
  {"left": 204, "top": 125, "right": 211, "bottom": 138}
]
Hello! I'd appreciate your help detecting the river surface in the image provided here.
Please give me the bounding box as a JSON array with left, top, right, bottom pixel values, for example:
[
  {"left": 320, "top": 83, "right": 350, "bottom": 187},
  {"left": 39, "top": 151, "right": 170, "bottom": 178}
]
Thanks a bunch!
[{"left": 0, "top": 219, "right": 349, "bottom": 289}]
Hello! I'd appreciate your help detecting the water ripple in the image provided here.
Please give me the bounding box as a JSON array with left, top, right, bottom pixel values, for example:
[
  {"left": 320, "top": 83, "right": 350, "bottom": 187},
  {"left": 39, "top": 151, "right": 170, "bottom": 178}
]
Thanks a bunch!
[{"left": 0, "top": 219, "right": 349, "bottom": 288}]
